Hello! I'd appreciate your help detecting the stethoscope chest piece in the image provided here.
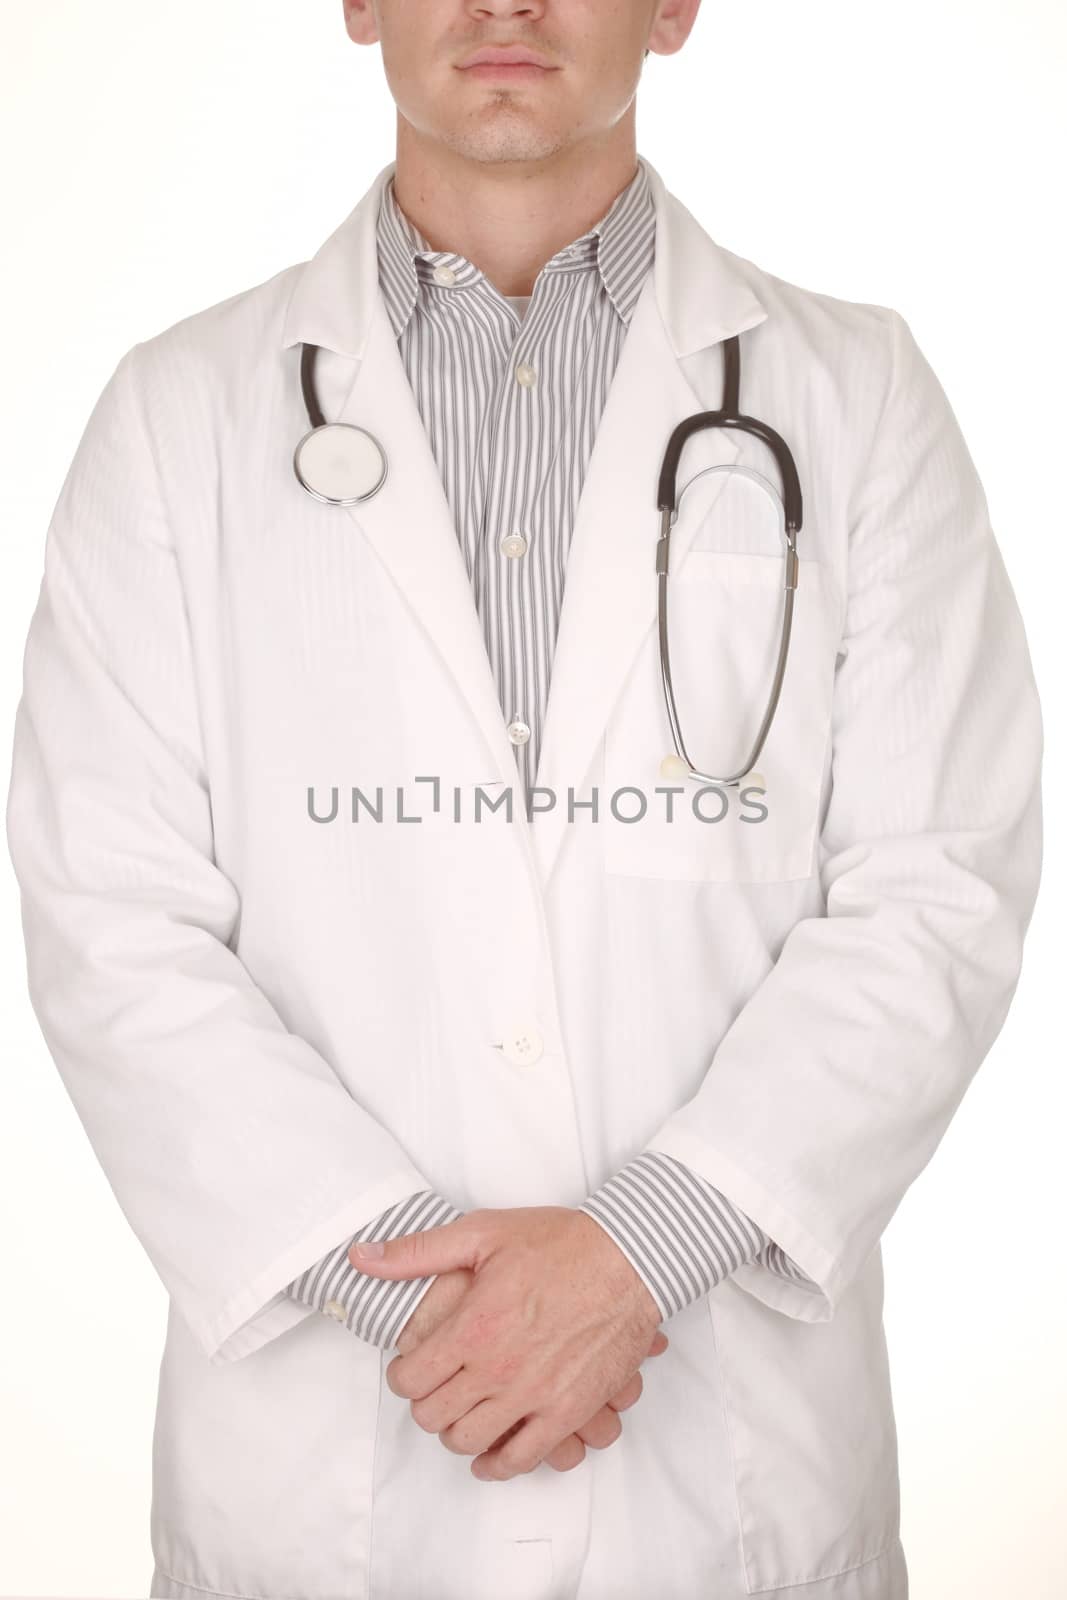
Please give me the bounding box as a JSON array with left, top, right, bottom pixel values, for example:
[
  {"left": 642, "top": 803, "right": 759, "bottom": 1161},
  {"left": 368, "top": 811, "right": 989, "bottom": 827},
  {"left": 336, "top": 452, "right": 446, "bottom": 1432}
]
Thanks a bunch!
[{"left": 293, "top": 421, "right": 388, "bottom": 507}]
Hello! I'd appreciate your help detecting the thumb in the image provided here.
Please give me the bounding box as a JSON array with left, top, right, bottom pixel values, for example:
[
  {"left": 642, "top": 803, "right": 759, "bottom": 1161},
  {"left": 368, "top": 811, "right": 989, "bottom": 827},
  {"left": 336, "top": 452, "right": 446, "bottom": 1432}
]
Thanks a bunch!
[{"left": 348, "top": 1215, "right": 478, "bottom": 1278}]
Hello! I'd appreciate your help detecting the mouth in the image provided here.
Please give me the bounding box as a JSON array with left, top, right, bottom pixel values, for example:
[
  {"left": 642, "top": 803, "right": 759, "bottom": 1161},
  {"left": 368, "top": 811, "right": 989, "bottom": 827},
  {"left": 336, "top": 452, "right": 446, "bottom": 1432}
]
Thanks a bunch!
[
  {"left": 457, "top": 46, "right": 557, "bottom": 79},
  {"left": 460, "top": 62, "right": 553, "bottom": 79}
]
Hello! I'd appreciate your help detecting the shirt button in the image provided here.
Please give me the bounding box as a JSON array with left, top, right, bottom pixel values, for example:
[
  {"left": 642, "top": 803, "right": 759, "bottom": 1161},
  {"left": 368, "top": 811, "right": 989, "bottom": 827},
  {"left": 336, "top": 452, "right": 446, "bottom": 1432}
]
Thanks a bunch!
[
  {"left": 506, "top": 718, "right": 531, "bottom": 745},
  {"left": 500, "top": 532, "right": 528, "bottom": 558},
  {"left": 515, "top": 361, "right": 537, "bottom": 388},
  {"left": 432, "top": 264, "right": 457, "bottom": 286},
  {"left": 324, "top": 1298, "right": 347, "bottom": 1320},
  {"left": 500, "top": 1026, "right": 544, "bottom": 1066}
]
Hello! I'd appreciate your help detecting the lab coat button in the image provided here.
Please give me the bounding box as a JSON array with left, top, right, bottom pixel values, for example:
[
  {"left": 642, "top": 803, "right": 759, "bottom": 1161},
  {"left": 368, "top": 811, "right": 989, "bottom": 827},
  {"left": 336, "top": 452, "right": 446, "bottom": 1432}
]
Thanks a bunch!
[
  {"left": 507, "top": 719, "right": 531, "bottom": 745},
  {"left": 324, "top": 1298, "right": 347, "bottom": 1320},
  {"left": 500, "top": 532, "right": 528, "bottom": 558},
  {"left": 500, "top": 1027, "right": 544, "bottom": 1066},
  {"left": 432, "top": 264, "right": 457, "bottom": 286},
  {"left": 515, "top": 362, "right": 537, "bottom": 388}
]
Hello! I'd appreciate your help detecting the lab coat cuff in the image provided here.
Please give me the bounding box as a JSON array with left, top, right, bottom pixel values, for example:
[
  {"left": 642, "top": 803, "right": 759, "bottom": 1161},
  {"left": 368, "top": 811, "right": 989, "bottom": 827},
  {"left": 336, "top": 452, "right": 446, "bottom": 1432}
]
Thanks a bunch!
[
  {"left": 198, "top": 1167, "right": 436, "bottom": 1365},
  {"left": 643, "top": 1129, "right": 841, "bottom": 1323}
]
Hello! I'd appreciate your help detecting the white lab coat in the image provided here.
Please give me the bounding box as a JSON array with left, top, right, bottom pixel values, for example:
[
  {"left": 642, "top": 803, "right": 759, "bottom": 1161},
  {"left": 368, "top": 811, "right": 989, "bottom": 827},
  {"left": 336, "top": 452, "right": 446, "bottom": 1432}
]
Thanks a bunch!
[{"left": 6, "top": 156, "right": 1042, "bottom": 1600}]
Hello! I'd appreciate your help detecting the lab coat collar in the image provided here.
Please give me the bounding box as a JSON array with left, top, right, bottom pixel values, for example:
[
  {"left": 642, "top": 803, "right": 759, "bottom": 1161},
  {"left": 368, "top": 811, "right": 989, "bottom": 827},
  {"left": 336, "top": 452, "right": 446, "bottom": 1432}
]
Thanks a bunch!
[{"left": 279, "top": 154, "right": 767, "bottom": 362}]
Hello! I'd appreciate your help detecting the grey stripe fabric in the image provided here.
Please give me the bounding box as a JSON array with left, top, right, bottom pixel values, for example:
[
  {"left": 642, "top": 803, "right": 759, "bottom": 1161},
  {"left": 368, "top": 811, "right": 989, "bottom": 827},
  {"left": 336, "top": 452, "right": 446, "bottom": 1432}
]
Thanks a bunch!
[
  {"left": 287, "top": 1189, "right": 463, "bottom": 1347},
  {"left": 578, "top": 1150, "right": 811, "bottom": 1318},
  {"left": 284, "top": 156, "right": 812, "bottom": 1347},
  {"left": 375, "top": 155, "right": 656, "bottom": 792}
]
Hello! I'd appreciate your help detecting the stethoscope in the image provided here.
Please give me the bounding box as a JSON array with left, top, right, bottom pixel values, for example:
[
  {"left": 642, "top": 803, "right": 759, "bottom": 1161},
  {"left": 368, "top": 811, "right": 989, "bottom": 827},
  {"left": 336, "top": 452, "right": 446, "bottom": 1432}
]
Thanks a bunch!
[
  {"left": 656, "top": 332, "right": 803, "bottom": 787},
  {"left": 292, "top": 333, "right": 802, "bottom": 788},
  {"left": 292, "top": 343, "right": 390, "bottom": 507}
]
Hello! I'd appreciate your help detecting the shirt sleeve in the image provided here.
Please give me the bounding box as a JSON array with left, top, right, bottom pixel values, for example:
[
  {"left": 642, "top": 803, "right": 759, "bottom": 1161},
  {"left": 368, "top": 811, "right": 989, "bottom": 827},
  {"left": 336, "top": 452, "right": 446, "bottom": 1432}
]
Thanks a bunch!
[
  {"left": 579, "top": 1150, "right": 814, "bottom": 1319},
  {"left": 286, "top": 1189, "right": 464, "bottom": 1349}
]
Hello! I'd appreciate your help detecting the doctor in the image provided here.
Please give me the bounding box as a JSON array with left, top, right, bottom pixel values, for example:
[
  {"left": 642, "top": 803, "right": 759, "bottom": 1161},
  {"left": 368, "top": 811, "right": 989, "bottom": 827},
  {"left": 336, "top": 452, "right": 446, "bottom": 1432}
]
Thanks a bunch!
[{"left": 5, "top": 0, "right": 1043, "bottom": 1596}]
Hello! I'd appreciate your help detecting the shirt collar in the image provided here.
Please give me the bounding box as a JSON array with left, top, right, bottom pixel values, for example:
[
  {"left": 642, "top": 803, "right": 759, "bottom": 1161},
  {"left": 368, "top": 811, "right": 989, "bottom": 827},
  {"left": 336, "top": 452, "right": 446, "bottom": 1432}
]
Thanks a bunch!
[{"left": 376, "top": 156, "right": 656, "bottom": 340}]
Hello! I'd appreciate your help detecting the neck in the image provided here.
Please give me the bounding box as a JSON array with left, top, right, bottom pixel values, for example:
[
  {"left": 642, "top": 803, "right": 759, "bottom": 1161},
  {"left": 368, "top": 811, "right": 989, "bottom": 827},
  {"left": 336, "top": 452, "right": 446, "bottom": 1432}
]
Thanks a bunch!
[{"left": 390, "top": 121, "right": 639, "bottom": 297}]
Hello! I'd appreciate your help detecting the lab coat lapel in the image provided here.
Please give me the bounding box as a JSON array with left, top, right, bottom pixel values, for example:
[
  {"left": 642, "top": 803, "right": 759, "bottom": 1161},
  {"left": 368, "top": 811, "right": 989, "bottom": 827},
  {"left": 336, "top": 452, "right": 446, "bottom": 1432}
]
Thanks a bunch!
[
  {"left": 530, "top": 167, "right": 769, "bottom": 888},
  {"left": 281, "top": 162, "right": 532, "bottom": 799},
  {"left": 334, "top": 303, "right": 526, "bottom": 789}
]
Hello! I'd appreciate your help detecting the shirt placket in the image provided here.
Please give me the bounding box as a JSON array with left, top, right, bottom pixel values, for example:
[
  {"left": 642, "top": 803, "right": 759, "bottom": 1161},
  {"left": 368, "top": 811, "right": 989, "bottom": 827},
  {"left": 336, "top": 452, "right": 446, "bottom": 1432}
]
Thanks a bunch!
[{"left": 483, "top": 297, "right": 544, "bottom": 804}]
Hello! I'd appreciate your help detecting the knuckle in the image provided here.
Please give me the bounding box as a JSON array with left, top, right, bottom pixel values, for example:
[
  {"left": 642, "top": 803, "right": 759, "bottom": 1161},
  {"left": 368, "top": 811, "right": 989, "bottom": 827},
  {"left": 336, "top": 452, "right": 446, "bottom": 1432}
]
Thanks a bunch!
[
  {"left": 384, "top": 1362, "right": 411, "bottom": 1398},
  {"left": 402, "top": 1233, "right": 429, "bottom": 1267},
  {"left": 408, "top": 1399, "right": 438, "bottom": 1434},
  {"left": 437, "top": 1431, "right": 468, "bottom": 1456},
  {"left": 553, "top": 1437, "right": 586, "bottom": 1472},
  {"left": 601, "top": 1412, "right": 623, "bottom": 1446},
  {"left": 396, "top": 1315, "right": 428, "bottom": 1354},
  {"left": 497, "top": 1436, "right": 542, "bottom": 1476},
  {"left": 549, "top": 1389, "right": 584, "bottom": 1430},
  {"left": 440, "top": 1419, "right": 484, "bottom": 1457},
  {"left": 609, "top": 1373, "right": 642, "bottom": 1410},
  {"left": 579, "top": 1407, "right": 624, "bottom": 1449}
]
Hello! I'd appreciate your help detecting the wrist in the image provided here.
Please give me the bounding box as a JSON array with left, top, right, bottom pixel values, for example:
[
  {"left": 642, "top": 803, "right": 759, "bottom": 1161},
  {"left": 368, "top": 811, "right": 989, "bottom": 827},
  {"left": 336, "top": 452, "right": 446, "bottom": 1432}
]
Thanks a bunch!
[{"left": 571, "top": 1207, "right": 662, "bottom": 1328}]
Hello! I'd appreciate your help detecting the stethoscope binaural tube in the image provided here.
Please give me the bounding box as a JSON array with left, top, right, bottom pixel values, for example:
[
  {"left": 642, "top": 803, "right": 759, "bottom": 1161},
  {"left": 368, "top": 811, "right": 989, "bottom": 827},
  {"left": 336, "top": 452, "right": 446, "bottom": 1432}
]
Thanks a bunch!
[{"left": 655, "top": 333, "right": 804, "bottom": 788}]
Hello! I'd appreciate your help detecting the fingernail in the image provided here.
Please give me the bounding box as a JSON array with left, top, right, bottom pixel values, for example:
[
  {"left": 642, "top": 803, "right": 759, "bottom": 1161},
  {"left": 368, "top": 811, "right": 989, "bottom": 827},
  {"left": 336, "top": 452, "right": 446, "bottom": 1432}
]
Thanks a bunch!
[{"left": 352, "top": 1240, "right": 385, "bottom": 1258}]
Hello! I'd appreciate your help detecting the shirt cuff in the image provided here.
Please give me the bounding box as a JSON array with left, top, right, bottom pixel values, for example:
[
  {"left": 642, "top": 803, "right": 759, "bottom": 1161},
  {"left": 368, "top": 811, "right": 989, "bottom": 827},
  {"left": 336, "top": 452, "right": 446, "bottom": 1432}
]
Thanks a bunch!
[
  {"left": 579, "top": 1149, "right": 774, "bottom": 1319},
  {"left": 285, "top": 1189, "right": 464, "bottom": 1349}
]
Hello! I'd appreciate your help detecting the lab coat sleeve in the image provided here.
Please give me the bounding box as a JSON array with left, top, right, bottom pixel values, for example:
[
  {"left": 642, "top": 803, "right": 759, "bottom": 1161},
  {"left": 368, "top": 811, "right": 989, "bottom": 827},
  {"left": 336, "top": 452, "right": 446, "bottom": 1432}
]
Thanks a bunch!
[
  {"left": 641, "top": 308, "right": 1043, "bottom": 1323},
  {"left": 5, "top": 344, "right": 437, "bottom": 1366},
  {"left": 285, "top": 1189, "right": 464, "bottom": 1348},
  {"left": 578, "top": 1150, "right": 811, "bottom": 1319}
]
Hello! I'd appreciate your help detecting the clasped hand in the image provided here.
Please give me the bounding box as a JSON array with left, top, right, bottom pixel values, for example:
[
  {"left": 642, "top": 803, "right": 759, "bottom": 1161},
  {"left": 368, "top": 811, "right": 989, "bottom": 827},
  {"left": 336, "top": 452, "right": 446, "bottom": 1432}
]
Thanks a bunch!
[{"left": 349, "top": 1206, "right": 664, "bottom": 1481}]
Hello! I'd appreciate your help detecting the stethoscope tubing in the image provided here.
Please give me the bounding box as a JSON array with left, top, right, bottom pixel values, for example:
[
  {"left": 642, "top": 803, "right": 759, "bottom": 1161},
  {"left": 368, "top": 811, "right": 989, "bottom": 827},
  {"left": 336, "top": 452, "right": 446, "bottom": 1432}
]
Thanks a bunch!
[
  {"left": 655, "top": 334, "right": 803, "bottom": 787},
  {"left": 294, "top": 329, "right": 803, "bottom": 789}
]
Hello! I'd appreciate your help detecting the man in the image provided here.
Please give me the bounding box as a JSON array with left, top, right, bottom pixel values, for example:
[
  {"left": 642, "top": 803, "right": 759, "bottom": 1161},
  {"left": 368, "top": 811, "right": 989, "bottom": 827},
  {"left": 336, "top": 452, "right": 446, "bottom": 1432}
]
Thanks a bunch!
[{"left": 6, "top": 0, "right": 1042, "bottom": 1597}]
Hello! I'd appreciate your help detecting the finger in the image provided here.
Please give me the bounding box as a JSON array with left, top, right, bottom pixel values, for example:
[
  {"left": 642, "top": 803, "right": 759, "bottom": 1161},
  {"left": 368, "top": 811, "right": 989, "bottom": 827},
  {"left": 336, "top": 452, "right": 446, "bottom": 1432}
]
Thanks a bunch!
[
  {"left": 604, "top": 1371, "right": 643, "bottom": 1413},
  {"left": 574, "top": 1405, "right": 624, "bottom": 1450},
  {"left": 542, "top": 1434, "right": 587, "bottom": 1472},
  {"left": 489, "top": 1418, "right": 525, "bottom": 1451},
  {"left": 441, "top": 1395, "right": 529, "bottom": 1460},
  {"left": 349, "top": 1214, "right": 481, "bottom": 1279},
  {"left": 647, "top": 1329, "right": 668, "bottom": 1356},
  {"left": 409, "top": 1366, "right": 488, "bottom": 1438},
  {"left": 385, "top": 1308, "right": 470, "bottom": 1400},
  {"left": 471, "top": 1414, "right": 562, "bottom": 1481},
  {"left": 396, "top": 1269, "right": 474, "bottom": 1355}
]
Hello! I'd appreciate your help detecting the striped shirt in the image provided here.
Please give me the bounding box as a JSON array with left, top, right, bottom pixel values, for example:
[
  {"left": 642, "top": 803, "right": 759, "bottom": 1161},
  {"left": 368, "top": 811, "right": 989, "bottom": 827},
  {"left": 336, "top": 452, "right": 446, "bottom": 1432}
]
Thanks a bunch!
[{"left": 285, "top": 157, "right": 810, "bottom": 1348}]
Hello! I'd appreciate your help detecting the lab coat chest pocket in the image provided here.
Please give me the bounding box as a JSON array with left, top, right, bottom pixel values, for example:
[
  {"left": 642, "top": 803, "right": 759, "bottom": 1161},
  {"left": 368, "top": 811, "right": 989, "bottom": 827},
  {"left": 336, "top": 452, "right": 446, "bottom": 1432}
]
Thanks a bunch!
[{"left": 602, "top": 552, "right": 837, "bottom": 882}]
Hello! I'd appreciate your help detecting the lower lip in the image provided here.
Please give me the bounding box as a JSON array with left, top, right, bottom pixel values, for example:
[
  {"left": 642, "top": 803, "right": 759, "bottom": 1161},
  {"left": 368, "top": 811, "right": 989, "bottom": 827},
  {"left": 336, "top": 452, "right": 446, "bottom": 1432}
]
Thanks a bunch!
[{"left": 461, "top": 62, "right": 552, "bottom": 78}]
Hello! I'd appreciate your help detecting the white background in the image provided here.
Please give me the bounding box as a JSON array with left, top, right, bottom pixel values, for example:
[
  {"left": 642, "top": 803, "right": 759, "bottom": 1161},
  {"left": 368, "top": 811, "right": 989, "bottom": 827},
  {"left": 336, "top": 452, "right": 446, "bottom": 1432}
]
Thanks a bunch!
[{"left": 0, "top": 1, "right": 1063, "bottom": 1594}]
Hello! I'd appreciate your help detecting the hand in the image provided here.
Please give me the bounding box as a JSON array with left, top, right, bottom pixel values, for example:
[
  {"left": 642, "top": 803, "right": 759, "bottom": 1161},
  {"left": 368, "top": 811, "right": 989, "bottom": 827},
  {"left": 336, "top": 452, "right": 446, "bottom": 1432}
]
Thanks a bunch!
[
  {"left": 393, "top": 1266, "right": 670, "bottom": 1473},
  {"left": 349, "top": 1206, "right": 663, "bottom": 1480}
]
